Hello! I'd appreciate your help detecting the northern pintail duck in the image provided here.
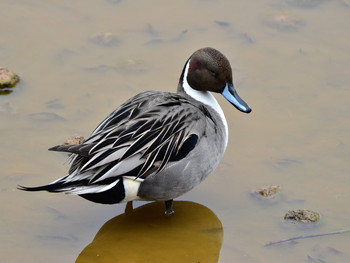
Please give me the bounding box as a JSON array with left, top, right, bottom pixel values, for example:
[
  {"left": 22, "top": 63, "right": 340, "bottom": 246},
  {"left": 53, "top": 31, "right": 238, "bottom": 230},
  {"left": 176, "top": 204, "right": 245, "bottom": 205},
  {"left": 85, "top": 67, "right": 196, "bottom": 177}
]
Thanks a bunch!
[{"left": 19, "top": 47, "right": 251, "bottom": 215}]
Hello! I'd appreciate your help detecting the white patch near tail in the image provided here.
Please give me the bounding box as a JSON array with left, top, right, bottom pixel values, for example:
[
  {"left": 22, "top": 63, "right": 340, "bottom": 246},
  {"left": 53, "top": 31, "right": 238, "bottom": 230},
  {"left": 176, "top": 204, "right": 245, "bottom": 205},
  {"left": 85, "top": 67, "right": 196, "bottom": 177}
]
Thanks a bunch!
[
  {"left": 64, "top": 180, "right": 120, "bottom": 195},
  {"left": 122, "top": 177, "right": 143, "bottom": 202}
]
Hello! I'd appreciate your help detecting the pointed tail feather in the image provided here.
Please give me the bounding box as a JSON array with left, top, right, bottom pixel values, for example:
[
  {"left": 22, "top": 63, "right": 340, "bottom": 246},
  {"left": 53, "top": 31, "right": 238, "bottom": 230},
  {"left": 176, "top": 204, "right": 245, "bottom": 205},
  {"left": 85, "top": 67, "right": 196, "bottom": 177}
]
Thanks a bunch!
[
  {"left": 17, "top": 183, "right": 66, "bottom": 192},
  {"left": 17, "top": 177, "right": 122, "bottom": 195},
  {"left": 48, "top": 144, "right": 93, "bottom": 157}
]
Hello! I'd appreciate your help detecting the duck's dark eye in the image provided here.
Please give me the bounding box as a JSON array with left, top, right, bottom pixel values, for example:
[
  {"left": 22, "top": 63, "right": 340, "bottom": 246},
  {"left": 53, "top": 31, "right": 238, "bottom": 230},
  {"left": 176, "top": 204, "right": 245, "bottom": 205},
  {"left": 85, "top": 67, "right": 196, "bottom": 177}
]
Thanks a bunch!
[{"left": 209, "top": 69, "right": 216, "bottom": 75}]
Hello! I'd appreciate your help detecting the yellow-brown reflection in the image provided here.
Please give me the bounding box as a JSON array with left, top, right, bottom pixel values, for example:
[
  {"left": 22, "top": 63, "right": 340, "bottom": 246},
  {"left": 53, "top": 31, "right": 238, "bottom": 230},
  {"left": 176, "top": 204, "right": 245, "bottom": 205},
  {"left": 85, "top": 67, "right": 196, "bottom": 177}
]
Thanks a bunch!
[{"left": 76, "top": 201, "right": 223, "bottom": 263}]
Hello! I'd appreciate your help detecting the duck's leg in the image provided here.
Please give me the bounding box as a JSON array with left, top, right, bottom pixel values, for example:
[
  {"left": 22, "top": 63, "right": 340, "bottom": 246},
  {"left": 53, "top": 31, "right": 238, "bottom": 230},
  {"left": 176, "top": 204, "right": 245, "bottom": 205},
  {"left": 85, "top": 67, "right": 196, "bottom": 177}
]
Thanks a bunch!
[
  {"left": 164, "top": 199, "right": 174, "bottom": 216},
  {"left": 125, "top": 201, "right": 133, "bottom": 214}
]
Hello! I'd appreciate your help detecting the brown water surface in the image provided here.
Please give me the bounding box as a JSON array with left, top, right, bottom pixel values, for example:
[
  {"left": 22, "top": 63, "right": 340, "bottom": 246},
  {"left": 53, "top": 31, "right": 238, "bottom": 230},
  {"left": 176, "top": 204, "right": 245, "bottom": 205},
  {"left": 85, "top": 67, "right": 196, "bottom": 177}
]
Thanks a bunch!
[{"left": 1, "top": 0, "right": 350, "bottom": 262}]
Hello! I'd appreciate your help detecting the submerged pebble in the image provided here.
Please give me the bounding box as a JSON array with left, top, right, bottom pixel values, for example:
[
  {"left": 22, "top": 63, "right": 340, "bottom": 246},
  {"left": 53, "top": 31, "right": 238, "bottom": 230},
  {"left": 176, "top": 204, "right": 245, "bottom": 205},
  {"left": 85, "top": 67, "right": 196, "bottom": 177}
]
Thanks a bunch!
[
  {"left": 263, "top": 13, "right": 304, "bottom": 32},
  {"left": 284, "top": 209, "right": 320, "bottom": 223},
  {"left": 252, "top": 185, "right": 280, "bottom": 201},
  {"left": 257, "top": 185, "right": 280, "bottom": 198},
  {"left": 0, "top": 67, "right": 20, "bottom": 89}
]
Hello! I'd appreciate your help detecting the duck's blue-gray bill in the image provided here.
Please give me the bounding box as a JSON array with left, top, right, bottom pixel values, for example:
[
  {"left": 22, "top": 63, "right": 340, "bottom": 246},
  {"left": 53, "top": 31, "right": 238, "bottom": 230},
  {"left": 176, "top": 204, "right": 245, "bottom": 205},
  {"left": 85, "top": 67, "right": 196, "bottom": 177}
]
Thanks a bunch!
[{"left": 222, "top": 83, "right": 251, "bottom": 113}]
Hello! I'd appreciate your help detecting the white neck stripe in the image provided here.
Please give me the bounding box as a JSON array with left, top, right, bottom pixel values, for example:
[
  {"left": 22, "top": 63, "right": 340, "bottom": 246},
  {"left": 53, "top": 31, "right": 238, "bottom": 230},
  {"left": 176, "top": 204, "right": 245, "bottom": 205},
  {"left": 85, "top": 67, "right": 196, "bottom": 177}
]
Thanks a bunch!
[{"left": 182, "top": 59, "right": 228, "bottom": 148}]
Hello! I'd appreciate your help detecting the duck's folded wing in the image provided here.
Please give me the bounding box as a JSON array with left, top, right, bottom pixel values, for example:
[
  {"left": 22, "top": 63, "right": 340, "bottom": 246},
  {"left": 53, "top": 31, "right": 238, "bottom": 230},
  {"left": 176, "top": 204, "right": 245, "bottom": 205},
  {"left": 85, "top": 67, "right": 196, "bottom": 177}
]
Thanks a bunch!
[{"left": 49, "top": 91, "right": 211, "bottom": 187}]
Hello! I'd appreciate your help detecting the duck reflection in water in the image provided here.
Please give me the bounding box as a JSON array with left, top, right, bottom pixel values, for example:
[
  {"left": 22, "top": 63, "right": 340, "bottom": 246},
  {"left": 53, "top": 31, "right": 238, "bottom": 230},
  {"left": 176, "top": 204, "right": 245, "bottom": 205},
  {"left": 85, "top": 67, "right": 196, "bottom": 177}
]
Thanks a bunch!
[{"left": 76, "top": 201, "right": 223, "bottom": 263}]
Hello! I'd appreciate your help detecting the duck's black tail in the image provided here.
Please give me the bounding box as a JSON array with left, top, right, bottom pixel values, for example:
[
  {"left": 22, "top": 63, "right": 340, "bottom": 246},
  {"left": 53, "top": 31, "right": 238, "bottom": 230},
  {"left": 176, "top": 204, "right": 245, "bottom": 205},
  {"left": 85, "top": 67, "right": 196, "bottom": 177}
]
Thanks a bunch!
[{"left": 17, "top": 178, "right": 127, "bottom": 205}]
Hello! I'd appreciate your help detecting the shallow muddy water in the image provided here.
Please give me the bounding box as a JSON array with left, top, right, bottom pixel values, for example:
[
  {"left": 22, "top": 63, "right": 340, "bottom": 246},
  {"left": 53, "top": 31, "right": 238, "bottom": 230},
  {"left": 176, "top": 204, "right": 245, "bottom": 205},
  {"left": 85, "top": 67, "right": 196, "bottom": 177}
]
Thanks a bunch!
[{"left": 1, "top": 0, "right": 350, "bottom": 262}]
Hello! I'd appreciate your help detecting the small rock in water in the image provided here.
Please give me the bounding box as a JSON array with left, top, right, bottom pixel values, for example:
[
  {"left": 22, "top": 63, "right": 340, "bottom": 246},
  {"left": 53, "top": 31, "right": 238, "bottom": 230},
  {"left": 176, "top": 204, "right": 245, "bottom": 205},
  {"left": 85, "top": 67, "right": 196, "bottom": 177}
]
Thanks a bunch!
[
  {"left": 63, "top": 135, "right": 85, "bottom": 145},
  {"left": 256, "top": 185, "right": 280, "bottom": 198},
  {"left": 284, "top": 209, "right": 320, "bottom": 223},
  {"left": 0, "top": 67, "right": 20, "bottom": 89},
  {"left": 252, "top": 185, "right": 280, "bottom": 201}
]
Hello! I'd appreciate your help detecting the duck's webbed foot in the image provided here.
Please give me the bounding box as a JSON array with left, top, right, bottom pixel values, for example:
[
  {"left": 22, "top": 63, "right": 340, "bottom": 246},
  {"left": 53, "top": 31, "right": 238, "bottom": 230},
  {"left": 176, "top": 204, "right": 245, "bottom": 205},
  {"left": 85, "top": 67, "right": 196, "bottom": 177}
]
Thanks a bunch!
[{"left": 164, "top": 199, "right": 174, "bottom": 216}]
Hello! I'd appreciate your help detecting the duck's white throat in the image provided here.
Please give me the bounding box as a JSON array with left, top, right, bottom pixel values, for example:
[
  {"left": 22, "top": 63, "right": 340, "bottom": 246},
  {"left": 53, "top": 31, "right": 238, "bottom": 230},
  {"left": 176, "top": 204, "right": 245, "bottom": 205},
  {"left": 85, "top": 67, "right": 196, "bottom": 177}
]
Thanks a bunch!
[{"left": 182, "top": 59, "right": 228, "bottom": 148}]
